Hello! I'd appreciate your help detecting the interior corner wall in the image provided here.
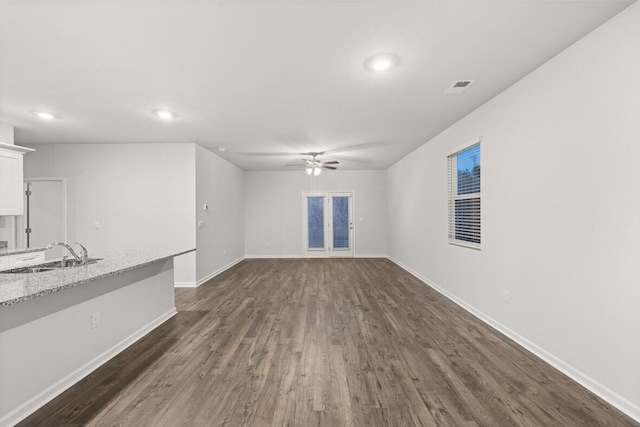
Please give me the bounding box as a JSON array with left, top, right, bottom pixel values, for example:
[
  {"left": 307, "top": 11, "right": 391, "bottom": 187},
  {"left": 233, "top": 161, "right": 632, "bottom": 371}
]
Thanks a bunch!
[
  {"left": 244, "top": 170, "right": 387, "bottom": 257},
  {"left": 387, "top": 2, "right": 640, "bottom": 420},
  {"left": 23, "top": 143, "right": 197, "bottom": 283},
  {"left": 194, "top": 145, "right": 244, "bottom": 284}
]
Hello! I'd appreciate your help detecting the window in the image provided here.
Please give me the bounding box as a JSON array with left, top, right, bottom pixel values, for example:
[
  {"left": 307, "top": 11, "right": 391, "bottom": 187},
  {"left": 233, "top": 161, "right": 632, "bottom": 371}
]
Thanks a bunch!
[{"left": 447, "top": 140, "right": 481, "bottom": 248}]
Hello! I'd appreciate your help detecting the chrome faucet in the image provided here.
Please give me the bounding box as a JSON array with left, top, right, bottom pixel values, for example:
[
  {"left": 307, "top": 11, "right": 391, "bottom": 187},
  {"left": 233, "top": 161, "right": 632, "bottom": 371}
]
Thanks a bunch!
[
  {"left": 75, "top": 242, "right": 88, "bottom": 264},
  {"left": 47, "top": 242, "right": 89, "bottom": 265}
]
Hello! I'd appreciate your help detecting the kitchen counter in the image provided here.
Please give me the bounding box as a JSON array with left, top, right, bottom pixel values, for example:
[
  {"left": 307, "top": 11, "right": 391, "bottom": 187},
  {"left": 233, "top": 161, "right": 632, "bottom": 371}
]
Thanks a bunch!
[
  {"left": 1, "top": 247, "right": 192, "bottom": 425},
  {"left": 0, "top": 247, "right": 194, "bottom": 307}
]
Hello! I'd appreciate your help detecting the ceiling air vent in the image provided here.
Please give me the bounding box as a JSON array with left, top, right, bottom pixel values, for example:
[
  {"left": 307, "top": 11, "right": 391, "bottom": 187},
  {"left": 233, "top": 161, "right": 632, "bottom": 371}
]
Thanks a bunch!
[{"left": 445, "top": 80, "right": 475, "bottom": 94}]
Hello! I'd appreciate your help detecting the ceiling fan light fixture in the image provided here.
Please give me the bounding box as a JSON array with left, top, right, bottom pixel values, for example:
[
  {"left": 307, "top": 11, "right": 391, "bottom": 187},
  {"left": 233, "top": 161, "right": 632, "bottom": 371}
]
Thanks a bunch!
[
  {"left": 365, "top": 53, "right": 400, "bottom": 72},
  {"left": 153, "top": 109, "right": 177, "bottom": 120},
  {"left": 306, "top": 167, "right": 313, "bottom": 175},
  {"left": 34, "top": 111, "right": 56, "bottom": 120},
  {"left": 314, "top": 168, "right": 321, "bottom": 176}
]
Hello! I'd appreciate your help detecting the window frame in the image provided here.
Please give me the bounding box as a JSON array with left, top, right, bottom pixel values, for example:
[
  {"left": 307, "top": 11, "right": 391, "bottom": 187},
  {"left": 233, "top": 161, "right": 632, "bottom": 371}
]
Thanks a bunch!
[{"left": 447, "top": 138, "right": 481, "bottom": 250}]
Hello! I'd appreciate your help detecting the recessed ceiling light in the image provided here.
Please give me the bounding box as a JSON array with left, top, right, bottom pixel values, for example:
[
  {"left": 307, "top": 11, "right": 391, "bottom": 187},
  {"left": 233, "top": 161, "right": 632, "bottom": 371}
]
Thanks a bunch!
[
  {"left": 153, "top": 109, "right": 177, "bottom": 120},
  {"left": 364, "top": 54, "right": 400, "bottom": 72},
  {"left": 217, "top": 147, "right": 226, "bottom": 152},
  {"left": 34, "top": 111, "right": 56, "bottom": 120}
]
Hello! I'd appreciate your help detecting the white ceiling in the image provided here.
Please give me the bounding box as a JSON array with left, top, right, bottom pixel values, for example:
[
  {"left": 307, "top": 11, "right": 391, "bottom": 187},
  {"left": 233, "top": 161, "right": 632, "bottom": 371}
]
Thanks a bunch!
[{"left": 0, "top": 0, "right": 632, "bottom": 171}]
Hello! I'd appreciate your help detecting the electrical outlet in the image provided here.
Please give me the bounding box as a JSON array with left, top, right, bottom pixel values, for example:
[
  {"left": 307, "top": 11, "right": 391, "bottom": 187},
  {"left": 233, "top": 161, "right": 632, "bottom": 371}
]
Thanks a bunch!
[
  {"left": 503, "top": 290, "right": 511, "bottom": 304},
  {"left": 91, "top": 312, "right": 100, "bottom": 329}
]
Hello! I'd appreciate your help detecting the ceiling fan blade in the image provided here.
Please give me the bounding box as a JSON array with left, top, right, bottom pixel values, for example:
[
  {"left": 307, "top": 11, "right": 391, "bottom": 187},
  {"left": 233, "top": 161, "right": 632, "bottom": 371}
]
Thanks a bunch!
[
  {"left": 322, "top": 166, "right": 337, "bottom": 170},
  {"left": 321, "top": 161, "right": 339, "bottom": 165}
]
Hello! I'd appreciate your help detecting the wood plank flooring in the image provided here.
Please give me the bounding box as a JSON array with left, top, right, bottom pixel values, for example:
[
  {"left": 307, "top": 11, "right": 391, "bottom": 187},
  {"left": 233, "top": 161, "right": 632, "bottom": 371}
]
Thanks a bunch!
[{"left": 19, "top": 258, "right": 638, "bottom": 426}]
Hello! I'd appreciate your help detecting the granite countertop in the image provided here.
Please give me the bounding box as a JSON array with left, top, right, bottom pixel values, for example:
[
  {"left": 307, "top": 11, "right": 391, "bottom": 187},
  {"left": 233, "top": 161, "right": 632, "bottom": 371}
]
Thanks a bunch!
[
  {"left": 0, "top": 246, "right": 49, "bottom": 257},
  {"left": 0, "top": 248, "right": 194, "bottom": 307}
]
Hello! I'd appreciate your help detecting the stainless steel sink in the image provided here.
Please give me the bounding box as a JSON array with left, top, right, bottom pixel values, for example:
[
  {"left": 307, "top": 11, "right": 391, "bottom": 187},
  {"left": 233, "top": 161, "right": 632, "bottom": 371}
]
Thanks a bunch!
[
  {"left": 20, "top": 267, "right": 58, "bottom": 273},
  {"left": 0, "top": 258, "right": 102, "bottom": 274}
]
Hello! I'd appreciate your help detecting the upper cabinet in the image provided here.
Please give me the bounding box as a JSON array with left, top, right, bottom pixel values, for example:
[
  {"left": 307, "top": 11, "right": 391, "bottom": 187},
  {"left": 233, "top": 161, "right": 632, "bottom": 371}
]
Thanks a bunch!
[{"left": 0, "top": 142, "right": 35, "bottom": 216}]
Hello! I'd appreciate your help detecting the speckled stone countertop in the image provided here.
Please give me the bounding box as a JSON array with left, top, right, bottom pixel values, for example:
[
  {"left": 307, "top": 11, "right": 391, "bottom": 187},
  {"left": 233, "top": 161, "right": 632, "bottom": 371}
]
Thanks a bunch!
[
  {"left": 0, "top": 248, "right": 194, "bottom": 307},
  {"left": 0, "top": 246, "right": 49, "bottom": 257}
]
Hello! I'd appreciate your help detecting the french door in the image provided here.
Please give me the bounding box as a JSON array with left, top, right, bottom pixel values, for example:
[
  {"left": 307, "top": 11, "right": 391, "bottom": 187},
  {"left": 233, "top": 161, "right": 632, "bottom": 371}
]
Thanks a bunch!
[{"left": 303, "top": 192, "right": 354, "bottom": 257}]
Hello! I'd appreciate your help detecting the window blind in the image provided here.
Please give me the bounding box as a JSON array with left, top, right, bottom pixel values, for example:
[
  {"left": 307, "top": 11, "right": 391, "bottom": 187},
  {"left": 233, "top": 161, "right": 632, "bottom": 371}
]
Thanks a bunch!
[{"left": 448, "top": 143, "right": 481, "bottom": 247}]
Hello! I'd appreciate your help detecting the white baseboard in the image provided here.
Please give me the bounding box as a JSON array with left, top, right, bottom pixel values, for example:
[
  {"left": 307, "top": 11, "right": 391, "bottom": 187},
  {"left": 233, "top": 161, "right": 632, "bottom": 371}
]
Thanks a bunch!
[
  {"left": 245, "top": 254, "right": 388, "bottom": 259},
  {"left": 175, "top": 256, "right": 245, "bottom": 288},
  {"left": 387, "top": 256, "right": 640, "bottom": 424},
  {"left": 174, "top": 281, "right": 197, "bottom": 288},
  {"left": 354, "top": 254, "right": 388, "bottom": 258},
  {"left": 245, "top": 254, "right": 303, "bottom": 259},
  {"left": 0, "top": 308, "right": 177, "bottom": 427}
]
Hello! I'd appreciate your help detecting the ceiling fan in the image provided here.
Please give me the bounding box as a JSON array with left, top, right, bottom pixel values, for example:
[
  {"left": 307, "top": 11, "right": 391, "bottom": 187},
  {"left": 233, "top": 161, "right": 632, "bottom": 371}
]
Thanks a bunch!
[
  {"left": 225, "top": 141, "right": 391, "bottom": 171},
  {"left": 301, "top": 152, "right": 339, "bottom": 176}
]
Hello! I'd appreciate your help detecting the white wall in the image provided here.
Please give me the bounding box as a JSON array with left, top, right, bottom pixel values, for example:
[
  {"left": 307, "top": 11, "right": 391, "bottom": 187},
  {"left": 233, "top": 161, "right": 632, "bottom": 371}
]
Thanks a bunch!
[
  {"left": 194, "top": 145, "right": 244, "bottom": 284},
  {"left": 24, "top": 143, "right": 196, "bottom": 282},
  {"left": 0, "top": 217, "right": 16, "bottom": 249},
  {"left": 245, "top": 170, "right": 387, "bottom": 257},
  {"left": 387, "top": 2, "right": 640, "bottom": 420},
  {"left": 0, "top": 123, "right": 14, "bottom": 145}
]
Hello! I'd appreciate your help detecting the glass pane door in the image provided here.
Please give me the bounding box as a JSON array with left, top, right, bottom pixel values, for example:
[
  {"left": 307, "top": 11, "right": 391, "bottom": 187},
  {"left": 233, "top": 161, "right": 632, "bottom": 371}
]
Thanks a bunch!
[
  {"left": 303, "top": 192, "right": 353, "bottom": 257},
  {"left": 332, "top": 196, "right": 350, "bottom": 250},
  {"left": 307, "top": 196, "right": 325, "bottom": 250}
]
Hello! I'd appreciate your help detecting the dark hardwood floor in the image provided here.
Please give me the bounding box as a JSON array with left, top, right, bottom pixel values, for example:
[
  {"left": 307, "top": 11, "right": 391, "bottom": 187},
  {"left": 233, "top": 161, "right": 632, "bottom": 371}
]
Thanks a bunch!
[{"left": 19, "top": 258, "right": 637, "bottom": 426}]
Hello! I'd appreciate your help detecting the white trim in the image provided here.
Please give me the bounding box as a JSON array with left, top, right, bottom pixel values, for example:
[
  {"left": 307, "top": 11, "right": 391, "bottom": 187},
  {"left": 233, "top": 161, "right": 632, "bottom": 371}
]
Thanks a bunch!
[
  {"left": 245, "top": 254, "right": 386, "bottom": 259},
  {"left": 448, "top": 240, "right": 481, "bottom": 251},
  {"left": 245, "top": 254, "right": 304, "bottom": 259},
  {"left": 444, "top": 136, "right": 481, "bottom": 158},
  {"left": 174, "top": 256, "right": 245, "bottom": 288},
  {"left": 0, "top": 141, "right": 34, "bottom": 154},
  {"left": 0, "top": 308, "right": 177, "bottom": 427},
  {"left": 354, "top": 254, "right": 388, "bottom": 258},
  {"left": 174, "top": 281, "right": 198, "bottom": 288},
  {"left": 387, "top": 257, "right": 640, "bottom": 424}
]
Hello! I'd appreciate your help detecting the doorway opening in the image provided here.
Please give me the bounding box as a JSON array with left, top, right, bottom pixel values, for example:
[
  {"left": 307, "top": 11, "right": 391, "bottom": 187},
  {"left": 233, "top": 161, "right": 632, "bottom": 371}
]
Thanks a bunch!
[{"left": 16, "top": 178, "right": 67, "bottom": 260}]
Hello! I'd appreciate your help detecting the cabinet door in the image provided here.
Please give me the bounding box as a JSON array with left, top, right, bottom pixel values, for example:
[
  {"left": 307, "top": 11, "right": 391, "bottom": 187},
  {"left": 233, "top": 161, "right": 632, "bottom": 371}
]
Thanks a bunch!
[
  {"left": 0, "top": 149, "right": 24, "bottom": 215},
  {"left": 9, "top": 251, "right": 45, "bottom": 267}
]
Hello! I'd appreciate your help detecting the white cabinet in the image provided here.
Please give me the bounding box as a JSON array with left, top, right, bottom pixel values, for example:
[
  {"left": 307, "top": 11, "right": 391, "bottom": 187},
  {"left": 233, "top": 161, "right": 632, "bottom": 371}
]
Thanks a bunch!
[
  {"left": 10, "top": 251, "right": 46, "bottom": 267},
  {"left": 0, "top": 142, "right": 35, "bottom": 216},
  {"left": 0, "top": 250, "right": 46, "bottom": 271}
]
